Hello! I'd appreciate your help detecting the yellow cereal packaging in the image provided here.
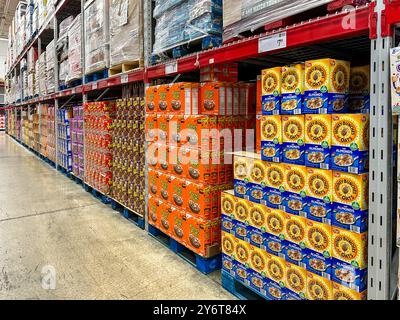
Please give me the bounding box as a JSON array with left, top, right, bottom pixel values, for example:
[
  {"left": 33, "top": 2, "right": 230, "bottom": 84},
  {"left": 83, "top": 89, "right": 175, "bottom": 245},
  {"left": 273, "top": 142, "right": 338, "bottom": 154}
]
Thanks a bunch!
[
  {"left": 285, "top": 262, "right": 307, "bottom": 300},
  {"left": 260, "top": 115, "right": 282, "bottom": 163},
  {"left": 305, "top": 114, "right": 332, "bottom": 169},
  {"left": 331, "top": 114, "right": 369, "bottom": 174},
  {"left": 283, "top": 164, "right": 307, "bottom": 216},
  {"left": 262, "top": 67, "right": 282, "bottom": 115},
  {"left": 281, "top": 64, "right": 304, "bottom": 115},
  {"left": 332, "top": 282, "right": 367, "bottom": 300},
  {"left": 284, "top": 213, "right": 307, "bottom": 268},
  {"left": 264, "top": 162, "right": 285, "bottom": 211},
  {"left": 306, "top": 272, "right": 333, "bottom": 300},
  {"left": 303, "top": 59, "right": 350, "bottom": 114},
  {"left": 331, "top": 227, "right": 368, "bottom": 292},
  {"left": 282, "top": 115, "right": 305, "bottom": 165}
]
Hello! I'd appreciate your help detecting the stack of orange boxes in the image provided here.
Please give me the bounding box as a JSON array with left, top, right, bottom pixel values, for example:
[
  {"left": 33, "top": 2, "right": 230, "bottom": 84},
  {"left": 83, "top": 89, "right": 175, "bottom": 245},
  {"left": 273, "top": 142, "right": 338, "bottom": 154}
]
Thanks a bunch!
[{"left": 146, "top": 63, "right": 256, "bottom": 260}]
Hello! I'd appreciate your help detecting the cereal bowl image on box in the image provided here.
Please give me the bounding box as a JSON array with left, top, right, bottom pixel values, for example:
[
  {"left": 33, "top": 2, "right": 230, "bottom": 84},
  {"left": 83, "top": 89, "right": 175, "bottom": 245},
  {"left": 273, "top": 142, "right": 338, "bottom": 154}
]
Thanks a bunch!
[{"left": 262, "top": 67, "right": 282, "bottom": 115}]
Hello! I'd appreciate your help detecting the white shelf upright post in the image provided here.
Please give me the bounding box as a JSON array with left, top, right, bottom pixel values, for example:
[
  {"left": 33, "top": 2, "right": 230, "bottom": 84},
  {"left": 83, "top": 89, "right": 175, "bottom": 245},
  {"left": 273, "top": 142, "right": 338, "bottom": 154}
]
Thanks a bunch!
[{"left": 368, "top": 0, "right": 399, "bottom": 300}]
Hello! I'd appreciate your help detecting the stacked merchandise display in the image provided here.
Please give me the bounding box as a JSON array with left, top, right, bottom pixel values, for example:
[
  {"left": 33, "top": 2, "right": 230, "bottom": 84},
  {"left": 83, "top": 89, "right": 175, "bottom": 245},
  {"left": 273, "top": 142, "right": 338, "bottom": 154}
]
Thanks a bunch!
[
  {"left": 84, "top": 0, "right": 110, "bottom": 75},
  {"left": 46, "top": 40, "right": 56, "bottom": 94},
  {"left": 67, "top": 15, "right": 82, "bottom": 83},
  {"left": 109, "top": 0, "right": 143, "bottom": 68},
  {"left": 57, "top": 109, "right": 72, "bottom": 171},
  {"left": 37, "top": 52, "right": 47, "bottom": 96},
  {"left": 222, "top": 0, "right": 371, "bottom": 42},
  {"left": 57, "top": 16, "right": 75, "bottom": 89},
  {"left": 84, "top": 101, "right": 115, "bottom": 194},
  {"left": 71, "top": 105, "right": 84, "bottom": 179},
  {"left": 39, "top": 104, "right": 49, "bottom": 157},
  {"left": 146, "top": 65, "right": 256, "bottom": 258},
  {"left": 33, "top": 111, "right": 40, "bottom": 152},
  {"left": 46, "top": 104, "right": 56, "bottom": 163},
  {"left": 222, "top": 60, "right": 370, "bottom": 300},
  {"left": 27, "top": 47, "right": 38, "bottom": 98},
  {"left": 152, "top": 0, "right": 223, "bottom": 55},
  {"left": 112, "top": 92, "right": 145, "bottom": 216},
  {"left": 21, "top": 111, "right": 29, "bottom": 145},
  {"left": 0, "top": 113, "right": 5, "bottom": 131}
]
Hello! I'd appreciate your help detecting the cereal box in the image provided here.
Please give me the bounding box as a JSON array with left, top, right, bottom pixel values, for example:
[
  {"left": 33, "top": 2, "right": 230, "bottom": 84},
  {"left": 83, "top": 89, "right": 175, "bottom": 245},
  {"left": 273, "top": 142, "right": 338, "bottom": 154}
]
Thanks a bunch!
[
  {"left": 145, "top": 114, "right": 158, "bottom": 142},
  {"left": 332, "top": 172, "right": 368, "bottom": 232},
  {"left": 283, "top": 164, "right": 307, "bottom": 216},
  {"left": 159, "top": 201, "right": 174, "bottom": 234},
  {"left": 256, "top": 75, "right": 262, "bottom": 114},
  {"left": 332, "top": 282, "right": 367, "bottom": 300},
  {"left": 233, "top": 197, "right": 251, "bottom": 242},
  {"left": 305, "top": 114, "right": 332, "bottom": 169},
  {"left": 170, "top": 209, "right": 187, "bottom": 243},
  {"left": 265, "top": 253, "right": 286, "bottom": 286},
  {"left": 247, "top": 202, "right": 268, "bottom": 248},
  {"left": 285, "top": 262, "right": 307, "bottom": 299},
  {"left": 306, "top": 272, "right": 333, "bottom": 300},
  {"left": 221, "top": 190, "right": 235, "bottom": 217},
  {"left": 157, "top": 84, "right": 169, "bottom": 113},
  {"left": 261, "top": 67, "right": 282, "bottom": 115},
  {"left": 282, "top": 115, "right": 305, "bottom": 165},
  {"left": 234, "top": 238, "right": 252, "bottom": 268},
  {"left": 331, "top": 114, "right": 369, "bottom": 174},
  {"left": 222, "top": 231, "right": 237, "bottom": 274},
  {"left": 305, "top": 220, "right": 332, "bottom": 279},
  {"left": 247, "top": 269, "right": 268, "bottom": 298},
  {"left": 331, "top": 227, "right": 368, "bottom": 292},
  {"left": 148, "top": 196, "right": 163, "bottom": 227},
  {"left": 249, "top": 244, "right": 268, "bottom": 275},
  {"left": 281, "top": 64, "right": 304, "bottom": 115},
  {"left": 305, "top": 168, "right": 333, "bottom": 225},
  {"left": 264, "top": 162, "right": 285, "bottom": 211},
  {"left": 349, "top": 65, "right": 370, "bottom": 114},
  {"left": 235, "top": 261, "right": 252, "bottom": 285},
  {"left": 148, "top": 169, "right": 161, "bottom": 198},
  {"left": 146, "top": 86, "right": 158, "bottom": 113},
  {"left": 168, "top": 82, "right": 199, "bottom": 115},
  {"left": 265, "top": 277, "right": 286, "bottom": 300},
  {"left": 157, "top": 115, "right": 169, "bottom": 144},
  {"left": 247, "top": 158, "right": 268, "bottom": 204},
  {"left": 260, "top": 115, "right": 282, "bottom": 162},
  {"left": 284, "top": 213, "right": 307, "bottom": 268},
  {"left": 222, "top": 212, "right": 235, "bottom": 234},
  {"left": 264, "top": 208, "right": 286, "bottom": 259},
  {"left": 200, "top": 82, "right": 227, "bottom": 115},
  {"left": 285, "top": 288, "right": 305, "bottom": 300},
  {"left": 303, "top": 59, "right": 350, "bottom": 114},
  {"left": 170, "top": 176, "right": 188, "bottom": 209}
]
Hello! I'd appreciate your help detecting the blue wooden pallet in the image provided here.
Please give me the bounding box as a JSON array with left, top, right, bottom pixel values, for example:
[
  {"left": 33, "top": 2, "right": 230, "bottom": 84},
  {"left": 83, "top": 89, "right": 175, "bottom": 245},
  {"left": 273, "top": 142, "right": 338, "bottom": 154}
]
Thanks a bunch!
[
  {"left": 57, "top": 166, "right": 71, "bottom": 178},
  {"left": 83, "top": 183, "right": 111, "bottom": 205},
  {"left": 221, "top": 270, "right": 268, "bottom": 301},
  {"left": 70, "top": 174, "right": 83, "bottom": 185},
  {"left": 67, "top": 79, "right": 83, "bottom": 88},
  {"left": 110, "top": 200, "right": 145, "bottom": 229},
  {"left": 148, "top": 224, "right": 221, "bottom": 274},
  {"left": 43, "top": 157, "right": 56, "bottom": 168},
  {"left": 84, "top": 69, "right": 109, "bottom": 84}
]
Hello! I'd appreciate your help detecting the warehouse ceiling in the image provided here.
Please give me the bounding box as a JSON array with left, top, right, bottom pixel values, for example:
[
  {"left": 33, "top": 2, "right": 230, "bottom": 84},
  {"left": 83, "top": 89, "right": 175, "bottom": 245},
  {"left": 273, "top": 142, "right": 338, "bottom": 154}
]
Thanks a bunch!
[{"left": 0, "top": 0, "right": 20, "bottom": 39}]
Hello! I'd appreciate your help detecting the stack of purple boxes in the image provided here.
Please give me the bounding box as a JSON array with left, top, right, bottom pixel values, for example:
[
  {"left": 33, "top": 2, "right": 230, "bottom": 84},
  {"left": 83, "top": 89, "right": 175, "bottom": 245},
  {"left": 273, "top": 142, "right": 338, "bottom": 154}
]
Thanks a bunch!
[{"left": 71, "top": 105, "right": 84, "bottom": 179}]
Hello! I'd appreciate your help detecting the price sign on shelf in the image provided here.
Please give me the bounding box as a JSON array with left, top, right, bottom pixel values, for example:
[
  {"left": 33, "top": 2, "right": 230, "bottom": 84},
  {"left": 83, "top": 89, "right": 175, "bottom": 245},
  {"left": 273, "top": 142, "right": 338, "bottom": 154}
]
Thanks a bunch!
[
  {"left": 258, "top": 31, "right": 287, "bottom": 53},
  {"left": 165, "top": 61, "right": 178, "bottom": 75},
  {"left": 92, "top": 82, "right": 98, "bottom": 90},
  {"left": 121, "top": 74, "right": 129, "bottom": 84}
]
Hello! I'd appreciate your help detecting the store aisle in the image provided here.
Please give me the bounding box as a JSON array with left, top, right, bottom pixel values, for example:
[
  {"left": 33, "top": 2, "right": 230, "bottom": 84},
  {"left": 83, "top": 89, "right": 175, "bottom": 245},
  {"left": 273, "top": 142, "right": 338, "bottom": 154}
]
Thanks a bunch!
[{"left": 0, "top": 133, "right": 233, "bottom": 300}]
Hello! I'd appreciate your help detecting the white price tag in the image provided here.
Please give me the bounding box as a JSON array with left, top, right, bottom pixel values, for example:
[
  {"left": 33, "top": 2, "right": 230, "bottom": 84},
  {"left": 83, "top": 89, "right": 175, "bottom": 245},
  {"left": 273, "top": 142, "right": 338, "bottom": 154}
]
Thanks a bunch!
[
  {"left": 92, "top": 82, "right": 97, "bottom": 90},
  {"left": 165, "top": 61, "right": 178, "bottom": 75},
  {"left": 259, "top": 31, "right": 287, "bottom": 53},
  {"left": 121, "top": 74, "right": 129, "bottom": 84},
  {"left": 72, "top": 88, "right": 76, "bottom": 94}
]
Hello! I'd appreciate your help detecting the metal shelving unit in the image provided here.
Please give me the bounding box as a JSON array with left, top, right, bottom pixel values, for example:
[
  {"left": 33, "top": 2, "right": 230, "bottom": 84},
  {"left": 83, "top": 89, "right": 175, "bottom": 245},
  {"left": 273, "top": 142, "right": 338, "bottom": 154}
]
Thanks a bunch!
[{"left": 2, "top": 0, "right": 399, "bottom": 299}]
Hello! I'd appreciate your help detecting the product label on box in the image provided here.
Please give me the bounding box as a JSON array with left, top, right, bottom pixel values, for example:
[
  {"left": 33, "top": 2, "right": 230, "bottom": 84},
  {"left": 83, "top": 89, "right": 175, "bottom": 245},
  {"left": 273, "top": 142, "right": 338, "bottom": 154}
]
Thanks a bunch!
[
  {"left": 331, "top": 147, "right": 368, "bottom": 174},
  {"left": 262, "top": 95, "right": 281, "bottom": 115},
  {"left": 265, "top": 187, "right": 285, "bottom": 211},
  {"left": 234, "top": 262, "right": 251, "bottom": 287},
  {"left": 304, "top": 249, "right": 332, "bottom": 280},
  {"left": 234, "top": 180, "right": 250, "bottom": 200},
  {"left": 305, "top": 145, "right": 331, "bottom": 170},
  {"left": 247, "top": 269, "right": 268, "bottom": 298},
  {"left": 248, "top": 225, "right": 267, "bottom": 249},
  {"left": 303, "top": 91, "right": 349, "bottom": 114},
  {"left": 281, "top": 93, "right": 302, "bottom": 115},
  {"left": 349, "top": 95, "right": 370, "bottom": 114},
  {"left": 285, "top": 288, "right": 306, "bottom": 300},
  {"left": 265, "top": 278, "right": 285, "bottom": 300},
  {"left": 264, "top": 233, "right": 286, "bottom": 259},
  {"left": 306, "top": 197, "right": 332, "bottom": 225},
  {"left": 284, "top": 242, "right": 307, "bottom": 269},
  {"left": 248, "top": 183, "right": 267, "bottom": 205},
  {"left": 222, "top": 253, "right": 236, "bottom": 274},
  {"left": 261, "top": 140, "right": 281, "bottom": 163},
  {"left": 235, "top": 220, "right": 250, "bottom": 242},
  {"left": 282, "top": 143, "right": 305, "bottom": 165},
  {"left": 331, "top": 258, "right": 367, "bottom": 292},
  {"left": 283, "top": 192, "right": 307, "bottom": 217},
  {"left": 221, "top": 214, "right": 236, "bottom": 234},
  {"left": 332, "top": 203, "right": 368, "bottom": 233}
]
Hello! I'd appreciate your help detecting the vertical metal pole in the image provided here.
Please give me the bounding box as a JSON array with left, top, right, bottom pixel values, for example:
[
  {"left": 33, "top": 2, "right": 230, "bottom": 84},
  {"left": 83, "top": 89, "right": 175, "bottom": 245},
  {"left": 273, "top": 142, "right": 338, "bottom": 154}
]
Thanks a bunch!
[
  {"left": 54, "top": 16, "right": 59, "bottom": 92},
  {"left": 368, "top": 0, "right": 396, "bottom": 300},
  {"left": 81, "top": 0, "right": 86, "bottom": 83},
  {"left": 55, "top": 98, "right": 59, "bottom": 170},
  {"left": 83, "top": 92, "right": 87, "bottom": 183}
]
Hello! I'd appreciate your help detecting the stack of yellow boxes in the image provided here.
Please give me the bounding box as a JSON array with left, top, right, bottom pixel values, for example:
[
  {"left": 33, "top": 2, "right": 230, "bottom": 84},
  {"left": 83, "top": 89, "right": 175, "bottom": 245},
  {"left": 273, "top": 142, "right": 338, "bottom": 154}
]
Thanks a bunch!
[{"left": 222, "top": 59, "right": 370, "bottom": 300}]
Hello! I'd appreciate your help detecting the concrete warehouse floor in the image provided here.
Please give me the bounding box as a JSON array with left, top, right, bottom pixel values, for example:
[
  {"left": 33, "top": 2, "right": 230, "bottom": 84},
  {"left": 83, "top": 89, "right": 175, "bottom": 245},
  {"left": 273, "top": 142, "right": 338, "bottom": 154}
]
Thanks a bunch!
[{"left": 0, "top": 132, "right": 234, "bottom": 300}]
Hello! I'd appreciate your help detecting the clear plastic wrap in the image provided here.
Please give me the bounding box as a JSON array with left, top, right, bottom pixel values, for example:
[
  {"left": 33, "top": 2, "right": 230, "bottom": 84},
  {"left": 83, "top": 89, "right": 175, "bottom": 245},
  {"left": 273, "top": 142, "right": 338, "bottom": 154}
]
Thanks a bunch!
[
  {"left": 109, "top": 0, "right": 143, "bottom": 66},
  {"left": 46, "top": 41, "right": 55, "bottom": 93},
  {"left": 38, "top": 52, "right": 47, "bottom": 95},
  {"left": 67, "top": 15, "right": 82, "bottom": 82},
  {"left": 152, "top": 0, "right": 222, "bottom": 54},
  {"left": 59, "top": 16, "right": 74, "bottom": 39},
  {"left": 223, "top": 0, "right": 333, "bottom": 41},
  {"left": 84, "top": 0, "right": 110, "bottom": 74},
  {"left": 27, "top": 47, "right": 38, "bottom": 74}
]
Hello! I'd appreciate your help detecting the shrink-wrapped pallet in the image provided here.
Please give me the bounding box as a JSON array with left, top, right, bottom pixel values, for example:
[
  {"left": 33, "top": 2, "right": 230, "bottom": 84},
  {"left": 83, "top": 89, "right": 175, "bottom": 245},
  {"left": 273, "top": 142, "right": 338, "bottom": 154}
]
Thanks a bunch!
[
  {"left": 46, "top": 40, "right": 55, "bottom": 93},
  {"left": 67, "top": 15, "right": 82, "bottom": 82},
  {"left": 223, "top": 0, "right": 333, "bottom": 41},
  {"left": 84, "top": 0, "right": 110, "bottom": 74},
  {"left": 27, "top": 47, "right": 38, "bottom": 74},
  {"left": 152, "top": 0, "right": 222, "bottom": 55},
  {"left": 109, "top": 0, "right": 143, "bottom": 67}
]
